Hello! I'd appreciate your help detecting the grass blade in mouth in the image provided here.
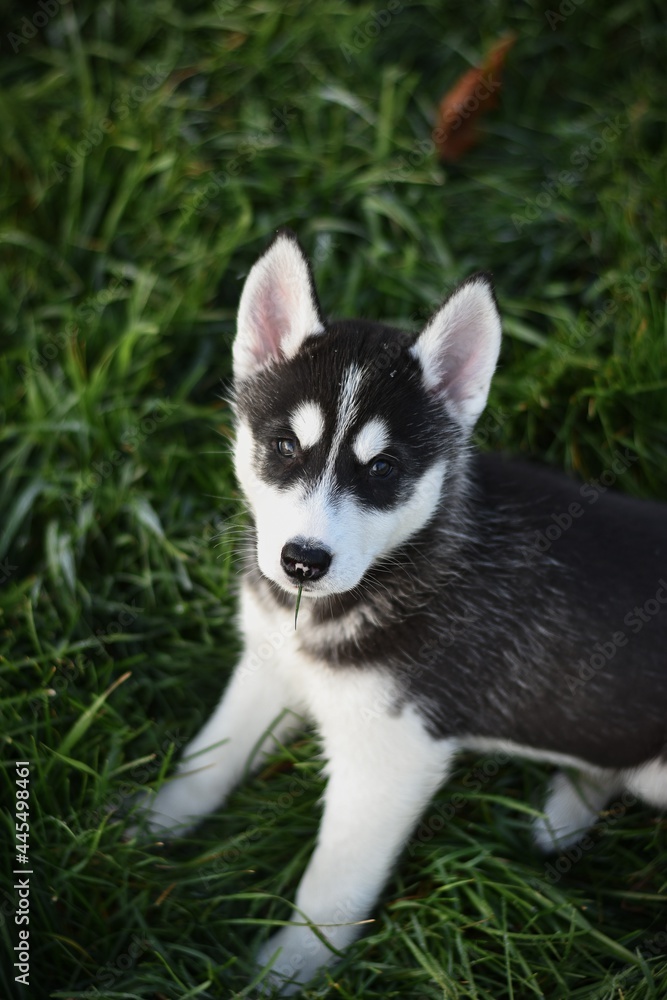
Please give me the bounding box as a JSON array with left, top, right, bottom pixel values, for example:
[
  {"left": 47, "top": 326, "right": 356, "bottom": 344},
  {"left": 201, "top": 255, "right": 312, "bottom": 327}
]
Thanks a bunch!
[{"left": 294, "top": 583, "right": 303, "bottom": 629}]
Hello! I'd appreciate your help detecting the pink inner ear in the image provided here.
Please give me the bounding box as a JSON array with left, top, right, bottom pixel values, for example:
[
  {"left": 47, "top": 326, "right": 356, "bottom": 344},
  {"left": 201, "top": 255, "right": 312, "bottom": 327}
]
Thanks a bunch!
[
  {"left": 235, "top": 233, "right": 324, "bottom": 379},
  {"left": 436, "top": 333, "right": 490, "bottom": 404},
  {"left": 249, "top": 280, "right": 291, "bottom": 366},
  {"left": 411, "top": 277, "right": 501, "bottom": 427}
]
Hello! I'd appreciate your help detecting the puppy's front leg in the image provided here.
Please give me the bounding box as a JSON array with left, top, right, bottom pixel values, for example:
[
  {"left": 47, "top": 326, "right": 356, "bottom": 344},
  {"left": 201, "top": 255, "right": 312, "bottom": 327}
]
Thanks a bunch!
[
  {"left": 257, "top": 700, "right": 455, "bottom": 994},
  {"left": 133, "top": 618, "right": 305, "bottom": 836}
]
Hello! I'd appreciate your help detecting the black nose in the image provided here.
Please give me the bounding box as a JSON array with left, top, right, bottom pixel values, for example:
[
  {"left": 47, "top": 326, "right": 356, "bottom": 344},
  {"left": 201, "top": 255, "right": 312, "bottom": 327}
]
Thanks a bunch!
[{"left": 280, "top": 541, "right": 332, "bottom": 582}]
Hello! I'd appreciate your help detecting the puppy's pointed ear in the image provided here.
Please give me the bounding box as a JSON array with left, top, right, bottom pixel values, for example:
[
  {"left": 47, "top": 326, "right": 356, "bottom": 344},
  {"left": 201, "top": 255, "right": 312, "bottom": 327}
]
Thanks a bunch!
[
  {"left": 410, "top": 274, "right": 501, "bottom": 429},
  {"left": 234, "top": 229, "right": 324, "bottom": 381}
]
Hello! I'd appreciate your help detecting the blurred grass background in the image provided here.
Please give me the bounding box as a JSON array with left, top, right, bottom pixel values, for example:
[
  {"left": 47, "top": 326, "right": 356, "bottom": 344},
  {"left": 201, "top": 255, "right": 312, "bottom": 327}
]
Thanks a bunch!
[{"left": 0, "top": 0, "right": 666, "bottom": 997}]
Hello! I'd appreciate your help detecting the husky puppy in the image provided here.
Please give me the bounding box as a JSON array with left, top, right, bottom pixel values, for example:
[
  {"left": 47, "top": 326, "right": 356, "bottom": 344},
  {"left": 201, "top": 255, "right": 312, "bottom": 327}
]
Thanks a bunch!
[{"left": 137, "top": 229, "right": 667, "bottom": 994}]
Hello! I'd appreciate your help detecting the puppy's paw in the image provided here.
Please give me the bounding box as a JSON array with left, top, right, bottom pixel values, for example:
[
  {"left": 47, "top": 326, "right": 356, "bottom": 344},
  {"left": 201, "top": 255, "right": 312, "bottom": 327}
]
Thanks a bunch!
[
  {"left": 123, "top": 781, "right": 204, "bottom": 841},
  {"left": 256, "top": 925, "right": 338, "bottom": 996},
  {"left": 533, "top": 769, "right": 616, "bottom": 853}
]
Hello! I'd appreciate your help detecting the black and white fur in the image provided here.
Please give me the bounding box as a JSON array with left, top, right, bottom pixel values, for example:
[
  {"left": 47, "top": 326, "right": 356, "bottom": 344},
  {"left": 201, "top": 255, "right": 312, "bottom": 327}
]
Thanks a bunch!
[{"left": 136, "top": 230, "right": 667, "bottom": 994}]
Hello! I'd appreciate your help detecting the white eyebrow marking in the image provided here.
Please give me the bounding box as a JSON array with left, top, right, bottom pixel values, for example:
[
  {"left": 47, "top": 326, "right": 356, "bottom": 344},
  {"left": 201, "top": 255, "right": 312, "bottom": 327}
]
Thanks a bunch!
[
  {"left": 307, "top": 364, "right": 366, "bottom": 504},
  {"left": 290, "top": 400, "right": 325, "bottom": 449},
  {"left": 328, "top": 364, "right": 364, "bottom": 468},
  {"left": 352, "top": 417, "right": 390, "bottom": 464}
]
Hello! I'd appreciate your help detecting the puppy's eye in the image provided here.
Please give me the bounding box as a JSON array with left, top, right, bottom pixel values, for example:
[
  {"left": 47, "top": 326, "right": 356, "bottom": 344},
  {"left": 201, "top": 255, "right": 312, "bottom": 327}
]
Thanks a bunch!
[
  {"left": 276, "top": 438, "right": 298, "bottom": 458},
  {"left": 369, "top": 457, "right": 393, "bottom": 478}
]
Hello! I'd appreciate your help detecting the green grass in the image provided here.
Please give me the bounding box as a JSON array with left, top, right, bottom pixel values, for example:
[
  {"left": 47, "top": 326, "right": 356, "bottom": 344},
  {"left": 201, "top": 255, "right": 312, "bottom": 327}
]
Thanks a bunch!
[{"left": 1, "top": 0, "right": 666, "bottom": 996}]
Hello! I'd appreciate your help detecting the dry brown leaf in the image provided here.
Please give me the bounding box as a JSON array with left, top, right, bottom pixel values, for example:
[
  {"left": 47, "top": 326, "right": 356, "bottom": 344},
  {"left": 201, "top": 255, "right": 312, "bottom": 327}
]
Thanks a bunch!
[{"left": 435, "top": 33, "right": 516, "bottom": 163}]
